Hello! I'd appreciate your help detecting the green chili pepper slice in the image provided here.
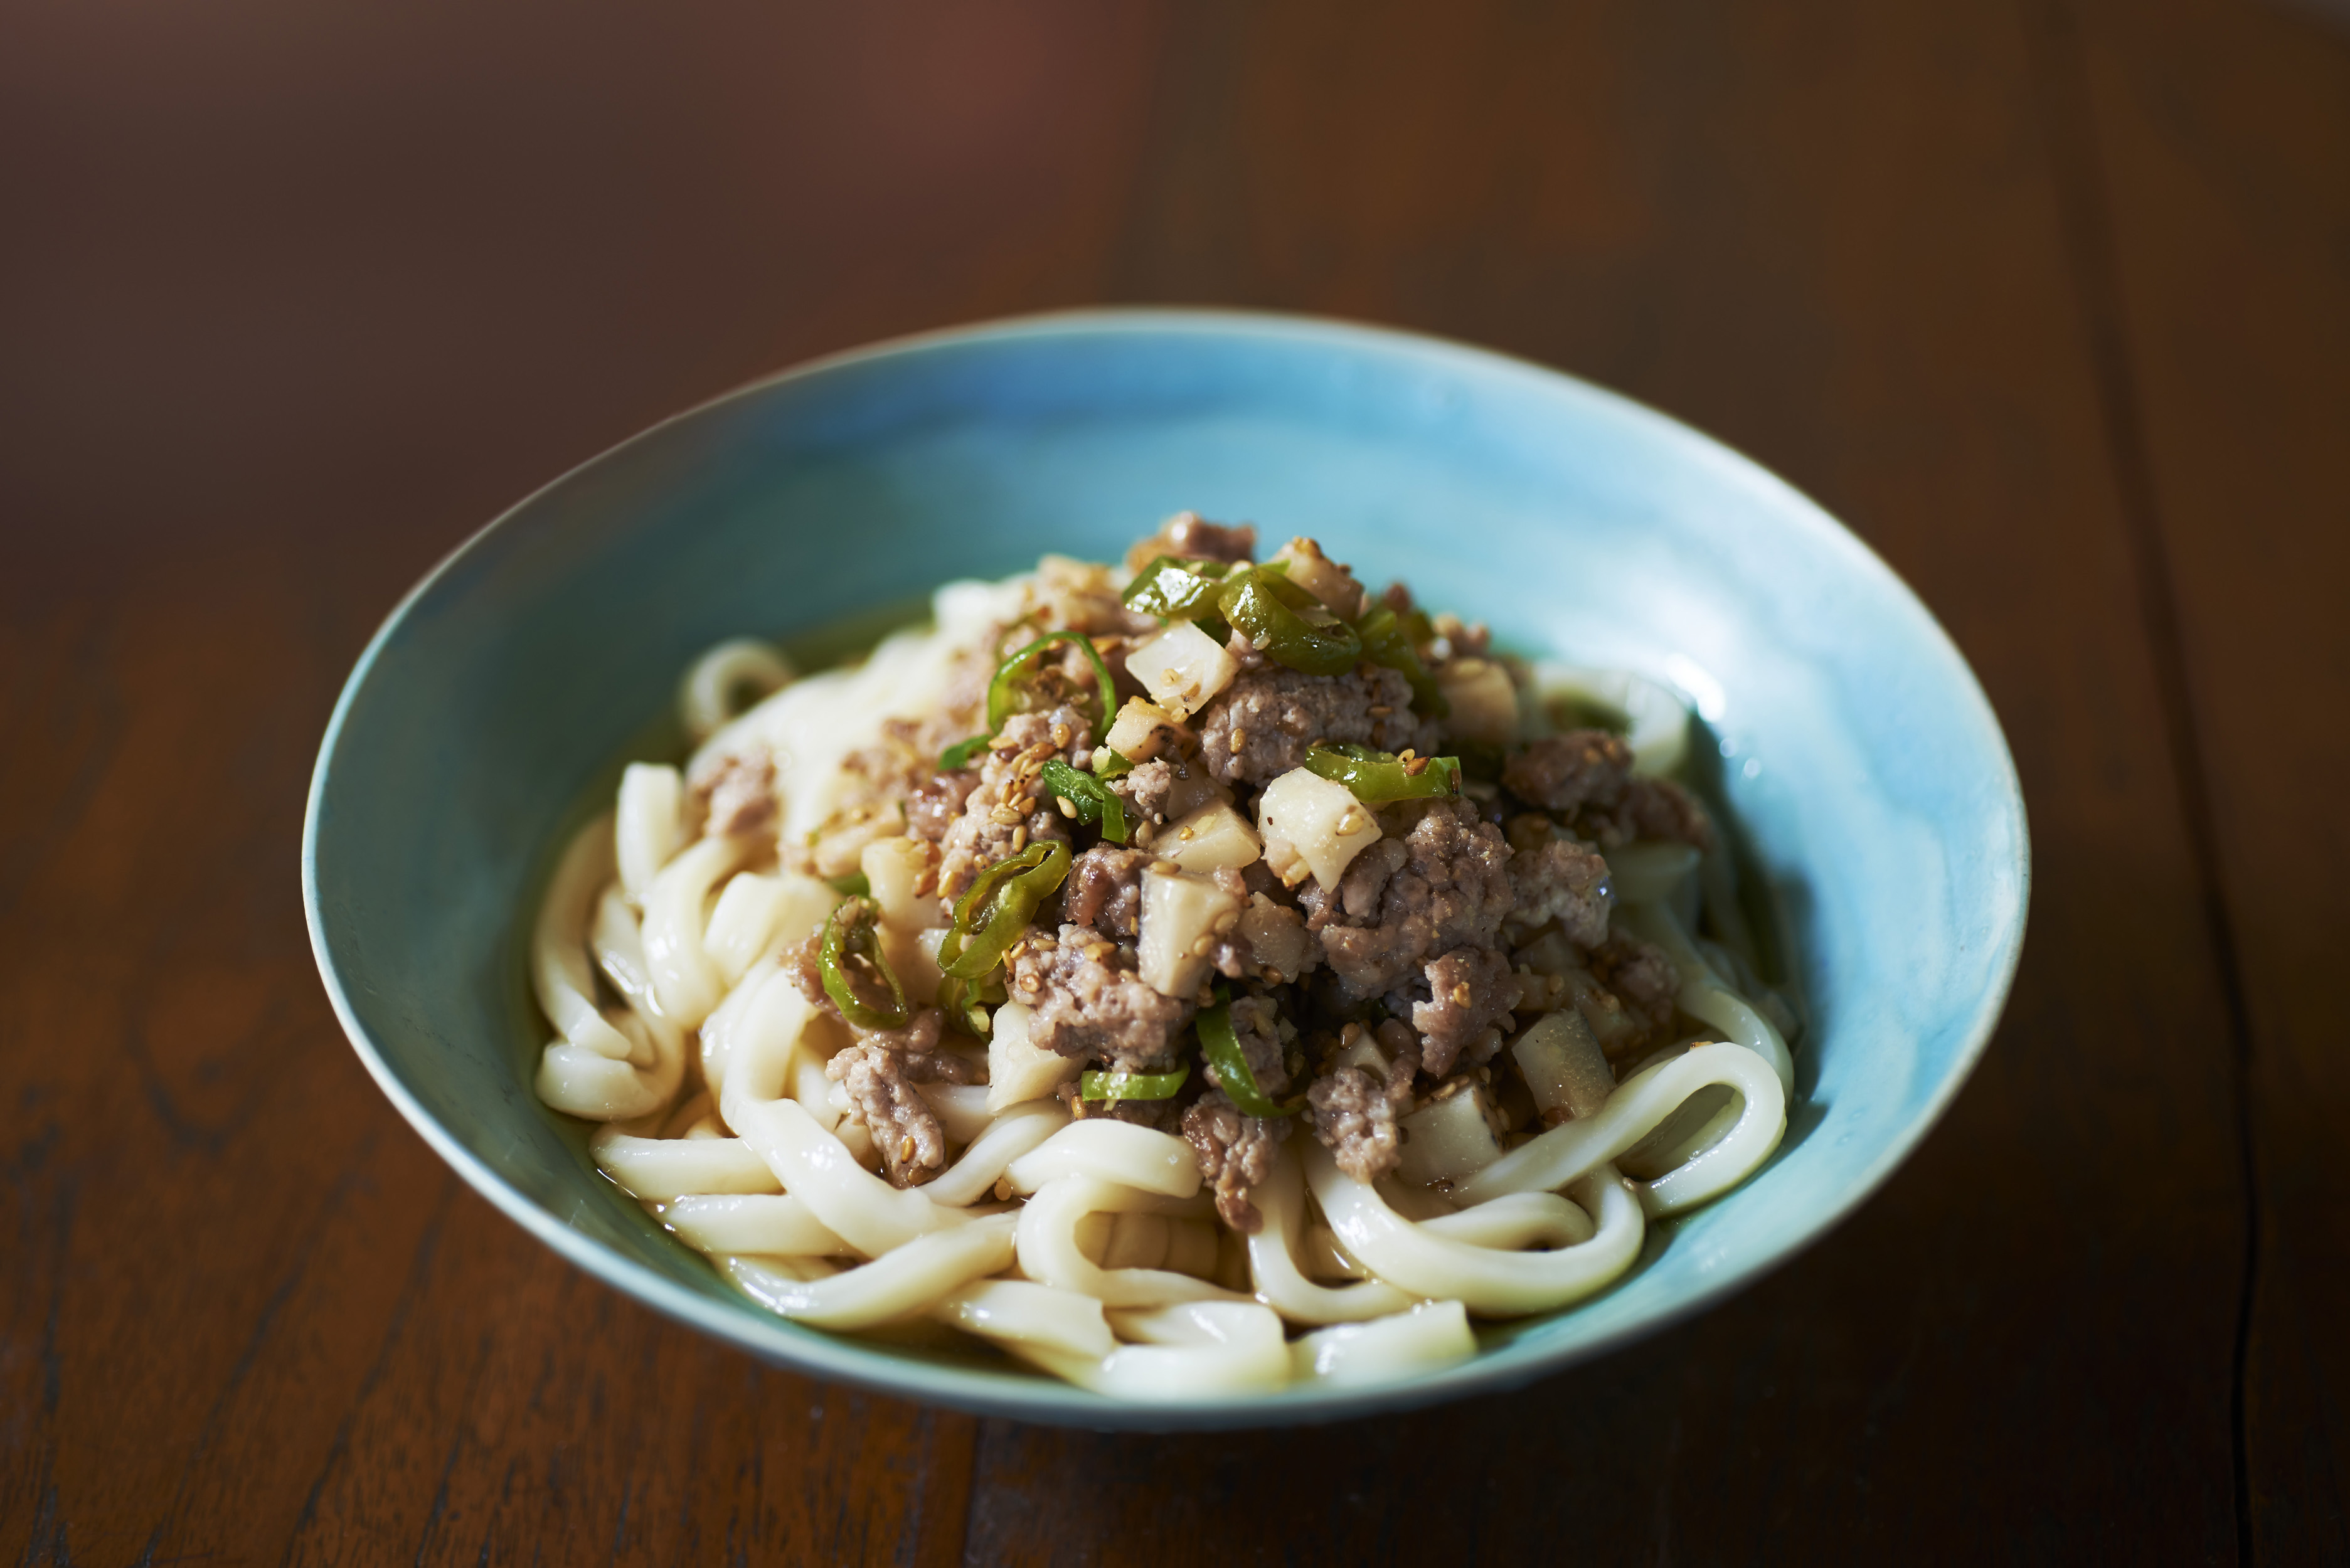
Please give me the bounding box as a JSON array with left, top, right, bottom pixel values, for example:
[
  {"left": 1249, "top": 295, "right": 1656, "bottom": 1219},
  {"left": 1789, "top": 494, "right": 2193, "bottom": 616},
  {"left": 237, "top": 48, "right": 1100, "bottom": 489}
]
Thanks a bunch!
[
  {"left": 1079, "top": 1062, "right": 1191, "bottom": 1103},
  {"left": 1303, "top": 742, "right": 1462, "bottom": 804},
  {"left": 1197, "top": 989, "right": 1302, "bottom": 1118},
  {"left": 1122, "top": 555, "right": 1235, "bottom": 619},
  {"left": 936, "top": 970, "right": 1006, "bottom": 1039},
  {"left": 1216, "top": 568, "right": 1364, "bottom": 677},
  {"left": 1092, "top": 747, "right": 1135, "bottom": 780},
  {"left": 825, "top": 871, "right": 871, "bottom": 898},
  {"left": 1354, "top": 605, "right": 1450, "bottom": 718},
  {"left": 986, "top": 632, "right": 1119, "bottom": 734},
  {"left": 1038, "top": 758, "right": 1127, "bottom": 844},
  {"left": 938, "top": 839, "right": 1073, "bottom": 982},
  {"left": 818, "top": 897, "right": 912, "bottom": 1031},
  {"left": 939, "top": 734, "right": 992, "bottom": 770}
]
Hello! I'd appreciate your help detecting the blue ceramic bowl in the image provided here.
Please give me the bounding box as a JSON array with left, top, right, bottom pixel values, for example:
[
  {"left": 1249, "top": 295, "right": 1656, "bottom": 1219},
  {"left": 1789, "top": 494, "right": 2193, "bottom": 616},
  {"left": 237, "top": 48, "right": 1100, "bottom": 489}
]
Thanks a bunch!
[{"left": 304, "top": 309, "right": 2027, "bottom": 1429}]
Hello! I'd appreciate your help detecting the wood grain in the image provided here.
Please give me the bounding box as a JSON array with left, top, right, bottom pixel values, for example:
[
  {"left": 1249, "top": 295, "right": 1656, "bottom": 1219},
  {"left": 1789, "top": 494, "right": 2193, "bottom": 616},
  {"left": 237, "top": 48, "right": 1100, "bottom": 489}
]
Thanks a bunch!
[
  {"left": 0, "top": 0, "right": 2333, "bottom": 1559},
  {"left": 2063, "top": 0, "right": 2350, "bottom": 1556}
]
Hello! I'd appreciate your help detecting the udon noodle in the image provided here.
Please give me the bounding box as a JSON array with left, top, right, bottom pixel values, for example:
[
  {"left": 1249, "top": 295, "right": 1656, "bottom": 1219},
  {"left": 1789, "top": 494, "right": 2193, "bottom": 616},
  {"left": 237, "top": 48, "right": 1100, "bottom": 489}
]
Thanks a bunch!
[{"left": 531, "top": 519, "right": 1798, "bottom": 1397}]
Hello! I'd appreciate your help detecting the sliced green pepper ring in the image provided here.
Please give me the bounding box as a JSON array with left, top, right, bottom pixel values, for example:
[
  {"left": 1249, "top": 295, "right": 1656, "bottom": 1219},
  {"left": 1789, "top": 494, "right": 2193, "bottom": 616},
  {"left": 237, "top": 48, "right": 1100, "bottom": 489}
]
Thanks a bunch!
[
  {"left": 1079, "top": 1062, "right": 1191, "bottom": 1102},
  {"left": 818, "top": 897, "right": 912, "bottom": 1032},
  {"left": 1353, "top": 604, "right": 1450, "bottom": 718},
  {"left": 938, "top": 839, "right": 1073, "bottom": 982},
  {"left": 986, "top": 632, "right": 1119, "bottom": 736},
  {"left": 1038, "top": 758, "right": 1128, "bottom": 844},
  {"left": 1197, "top": 988, "right": 1302, "bottom": 1118},
  {"left": 1303, "top": 743, "right": 1462, "bottom": 805},
  {"left": 1122, "top": 555, "right": 1234, "bottom": 621},
  {"left": 1216, "top": 568, "right": 1363, "bottom": 677},
  {"left": 938, "top": 734, "right": 993, "bottom": 770}
]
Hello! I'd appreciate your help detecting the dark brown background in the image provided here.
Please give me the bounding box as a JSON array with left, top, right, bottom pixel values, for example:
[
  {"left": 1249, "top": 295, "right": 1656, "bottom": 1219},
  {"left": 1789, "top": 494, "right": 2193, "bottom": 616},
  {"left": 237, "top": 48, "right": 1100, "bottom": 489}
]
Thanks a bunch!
[{"left": 4, "top": 0, "right": 2346, "bottom": 1561}]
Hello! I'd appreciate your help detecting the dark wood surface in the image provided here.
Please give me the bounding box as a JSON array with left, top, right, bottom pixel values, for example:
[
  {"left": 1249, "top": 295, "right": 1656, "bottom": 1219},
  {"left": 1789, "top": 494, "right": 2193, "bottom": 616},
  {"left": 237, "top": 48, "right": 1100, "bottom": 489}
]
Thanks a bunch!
[{"left": 4, "top": 1, "right": 2342, "bottom": 1561}]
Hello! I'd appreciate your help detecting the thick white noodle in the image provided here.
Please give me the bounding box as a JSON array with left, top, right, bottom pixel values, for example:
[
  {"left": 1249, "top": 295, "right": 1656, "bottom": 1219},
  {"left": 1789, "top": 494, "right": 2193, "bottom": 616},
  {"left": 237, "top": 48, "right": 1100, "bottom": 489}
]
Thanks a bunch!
[
  {"left": 717, "top": 1214, "right": 1017, "bottom": 1328},
  {"left": 679, "top": 638, "right": 794, "bottom": 744},
  {"left": 1309, "top": 1147, "right": 1646, "bottom": 1316},
  {"left": 1289, "top": 1300, "right": 1478, "bottom": 1387},
  {"left": 641, "top": 834, "right": 750, "bottom": 1029},
  {"left": 1006, "top": 1120, "right": 1203, "bottom": 1199},
  {"left": 532, "top": 818, "right": 686, "bottom": 1120},
  {"left": 590, "top": 1128, "right": 781, "bottom": 1199},
  {"left": 1016, "top": 1177, "right": 1245, "bottom": 1308},
  {"left": 1617, "top": 899, "right": 1795, "bottom": 1093},
  {"left": 925, "top": 1101, "right": 1069, "bottom": 1208},
  {"left": 1245, "top": 1144, "right": 1418, "bottom": 1324},
  {"left": 913, "top": 1081, "right": 995, "bottom": 1145},
  {"left": 1420, "top": 1191, "right": 1596, "bottom": 1251},
  {"left": 932, "top": 1278, "right": 1116, "bottom": 1361},
  {"left": 615, "top": 763, "right": 687, "bottom": 905},
  {"left": 664, "top": 1194, "right": 849, "bottom": 1256},
  {"left": 1452, "top": 1042, "right": 1785, "bottom": 1214},
  {"left": 723, "top": 1093, "right": 970, "bottom": 1256},
  {"left": 1023, "top": 1300, "right": 1292, "bottom": 1399}
]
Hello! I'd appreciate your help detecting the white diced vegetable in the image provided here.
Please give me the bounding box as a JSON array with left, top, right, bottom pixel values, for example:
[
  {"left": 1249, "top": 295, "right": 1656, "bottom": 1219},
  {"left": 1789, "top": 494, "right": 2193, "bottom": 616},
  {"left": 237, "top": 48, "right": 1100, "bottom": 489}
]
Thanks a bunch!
[
  {"left": 1509, "top": 1010, "right": 1616, "bottom": 1125},
  {"left": 1395, "top": 1087, "right": 1506, "bottom": 1187},
  {"left": 1124, "top": 622, "right": 1239, "bottom": 719},
  {"left": 1161, "top": 800, "right": 1262, "bottom": 873},
  {"left": 1433, "top": 658, "right": 1521, "bottom": 743},
  {"left": 1269, "top": 537, "right": 1368, "bottom": 620},
  {"left": 1137, "top": 868, "right": 1243, "bottom": 999},
  {"left": 703, "top": 870, "right": 838, "bottom": 986},
  {"left": 1255, "top": 767, "right": 1382, "bottom": 891},
  {"left": 984, "top": 1001, "right": 1082, "bottom": 1115},
  {"left": 861, "top": 835, "right": 943, "bottom": 934},
  {"left": 1104, "top": 697, "right": 1188, "bottom": 762}
]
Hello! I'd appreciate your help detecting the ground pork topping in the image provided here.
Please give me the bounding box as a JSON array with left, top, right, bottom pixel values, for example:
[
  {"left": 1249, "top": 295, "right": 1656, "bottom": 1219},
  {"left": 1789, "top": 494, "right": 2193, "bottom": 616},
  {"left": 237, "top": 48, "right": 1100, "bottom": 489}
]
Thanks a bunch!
[
  {"left": 688, "top": 746, "right": 778, "bottom": 838},
  {"left": 1507, "top": 831, "right": 1614, "bottom": 948},
  {"left": 1502, "top": 729, "right": 1710, "bottom": 849},
  {"left": 1412, "top": 946, "right": 1523, "bottom": 1077},
  {"left": 907, "top": 770, "right": 977, "bottom": 842},
  {"left": 1124, "top": 512, "right": 1258, "bottom": 573},
  {"left": 1302, "top": 799, "right": 1515, "bottom": 999},
  {"left": 1110, "top": 758, "right": 1178, "bottom": 824},
  {"left": 825, "top": 1043, "right": 947, "bottom": 1188},
  {"left": 935, "top": 709, "right": 1085, "bottom": 901},
  {"left": 1181, "top": 1091, "right": 1290, "bottom": 1232},
  {"left": 1588, "top": 936, "right": 1681, "bottom": 1038},
  {"left": 1308, "top": 1066, "right": 1405, "bottom": 1184},
  {"left": 1054, "top": 844, "right": 1151, "bottom": 941},
  {"left": 1195, "top": 665, "right": 1437, "bottom": 786},
  {"left": 1006, "top": 922, "right": 1195, "bottom": 1073}
]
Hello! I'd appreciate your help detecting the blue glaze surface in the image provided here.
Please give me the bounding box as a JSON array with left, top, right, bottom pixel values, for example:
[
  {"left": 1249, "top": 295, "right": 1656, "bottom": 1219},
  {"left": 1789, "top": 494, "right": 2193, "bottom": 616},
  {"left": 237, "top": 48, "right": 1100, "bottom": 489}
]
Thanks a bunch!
[{"left": 304, "top": 309, "right": 2028, "bottom": 1430}]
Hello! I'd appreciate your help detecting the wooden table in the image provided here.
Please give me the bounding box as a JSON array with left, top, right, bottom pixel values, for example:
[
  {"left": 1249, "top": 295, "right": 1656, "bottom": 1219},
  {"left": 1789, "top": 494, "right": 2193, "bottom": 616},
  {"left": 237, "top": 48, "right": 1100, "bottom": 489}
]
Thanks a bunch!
[{"left": 5, "top": 1, "right": 2344, "bottom": 1560}]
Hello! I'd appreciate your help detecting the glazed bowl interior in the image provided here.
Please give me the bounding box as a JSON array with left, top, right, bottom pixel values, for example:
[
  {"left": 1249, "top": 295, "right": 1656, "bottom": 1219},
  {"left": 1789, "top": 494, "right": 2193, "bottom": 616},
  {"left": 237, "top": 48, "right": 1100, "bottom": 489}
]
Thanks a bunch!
[{"left": 304, "top": 310, "right": 2027, "bottom": 1430}]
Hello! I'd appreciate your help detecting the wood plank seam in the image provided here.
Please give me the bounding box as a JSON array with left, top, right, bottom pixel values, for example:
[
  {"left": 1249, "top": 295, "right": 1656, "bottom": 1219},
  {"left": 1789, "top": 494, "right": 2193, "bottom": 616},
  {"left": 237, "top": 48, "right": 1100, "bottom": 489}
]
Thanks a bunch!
[{"left": 2020, "top": 2, "right": 2267, "bottom": 1561}]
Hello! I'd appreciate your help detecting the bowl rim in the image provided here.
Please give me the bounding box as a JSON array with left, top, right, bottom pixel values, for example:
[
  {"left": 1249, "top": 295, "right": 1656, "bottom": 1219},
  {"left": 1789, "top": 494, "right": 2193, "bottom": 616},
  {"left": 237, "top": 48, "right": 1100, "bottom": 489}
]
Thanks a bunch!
[{"left": 302, "top": 305, "right": 2030, "bottom": 1430}]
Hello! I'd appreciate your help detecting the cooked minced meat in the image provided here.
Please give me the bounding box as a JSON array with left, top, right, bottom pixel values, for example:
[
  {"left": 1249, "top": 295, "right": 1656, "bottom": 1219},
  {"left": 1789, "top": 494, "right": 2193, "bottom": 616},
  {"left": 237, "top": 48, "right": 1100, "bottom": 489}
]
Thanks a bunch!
[
  {"left": 1507, "top": 831, "right": 1614, "bottom": 948},
  {"left": 1124, "top": 511, "right": 1258, "bottom": 573},
  {"left": 1412, "top": 946, "right": 1523, "bottom": 1077},
  {"left": 1181, "top": 1091, "right": 1290, "bottom": 1232},
  {"left": 906, "top": 768, "right": 976, "bottom": 842},
  {"left": 826, "top": 1043, "right": 947, "bottom": 1188},
  {"left": 1589, "top": 936, "right": 1681, "bottom": 1038},
  {"left": 1301, "top": 799, "right": 1516, "bottom": 1000},
  {"left": 1307, "top": 1067, "right": 1404, "bottom": 1184},
  {"left": 1055, "top": 844, "right": 1151, "bottom": 941},
  {"left": 1502, "top": 729, "right": 1711, "bottom": 850},
  {"left": 1007, "top": 922, "right": 1194, "bottom": 1072},
  {"left": 1110, "top": 757, "right": 1178, "bottom": 824},
  {"left": 1196, "top": 665, "right": 1437, "bottom": 787},
  {"left": 688, "top": 746, "right": 777, "bottom": 838},
  {"left": 935, "top": 709, "right": 1083, "bottom": 900}
]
